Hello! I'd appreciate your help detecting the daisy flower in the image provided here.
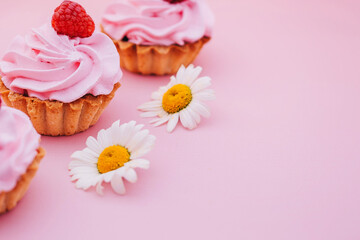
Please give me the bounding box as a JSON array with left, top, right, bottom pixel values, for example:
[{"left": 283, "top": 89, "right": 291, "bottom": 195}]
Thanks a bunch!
[
  {"left": 138, "top": 65, "right": 215, "bottom": 132},
  {"left": 69, "top": 120, "right": 156, "bottom": 195}
]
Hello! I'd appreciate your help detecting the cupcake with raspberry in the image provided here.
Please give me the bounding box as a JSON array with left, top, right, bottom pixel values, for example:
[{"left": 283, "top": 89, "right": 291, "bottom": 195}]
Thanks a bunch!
[
  {"left": 101, "top": 0, "right": 214, "bottom": 75},
  {"left": 0, "top": 98, "right": 45, "bottom": 213},
  {"left": 0, "top": 1, "right": 122, "bottom": 136}
]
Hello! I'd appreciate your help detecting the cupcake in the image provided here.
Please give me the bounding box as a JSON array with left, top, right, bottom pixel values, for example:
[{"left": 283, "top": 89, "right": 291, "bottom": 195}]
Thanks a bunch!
[
  {"left": 101, "top": 0, "right": 214, "bottom": 75},
  {"left": 0, "top": 1, "right": 122, "bottom": 136},
  {"left": 0, "top": 98, "right": 45, "bottom": 214}
]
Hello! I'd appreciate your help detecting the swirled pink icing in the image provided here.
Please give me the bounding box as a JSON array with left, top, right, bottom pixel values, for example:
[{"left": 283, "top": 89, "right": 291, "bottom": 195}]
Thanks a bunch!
[
  {"left": 0, "top": 106, "right": 40, "bottom": 192},
  {"left": 0, "top": 24, "right": 122, "bottom": 103},
  {"left": 101, "top": 0, "right": 214, "bottom": 46}
]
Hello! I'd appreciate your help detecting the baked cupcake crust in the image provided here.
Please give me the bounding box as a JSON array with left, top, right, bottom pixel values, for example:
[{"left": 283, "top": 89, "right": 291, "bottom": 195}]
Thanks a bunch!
[
  {"left": 116, "top": 37, "right": 210, "bottom": 75},
  {"left": 0, "top": 80, "right": 121, "bottom": 136},
  {"left": 102, "top": 25, "right": 210, "bottom": 75},
  {"left": 0, "top": 147, "right": 45, "bottom": 214}
]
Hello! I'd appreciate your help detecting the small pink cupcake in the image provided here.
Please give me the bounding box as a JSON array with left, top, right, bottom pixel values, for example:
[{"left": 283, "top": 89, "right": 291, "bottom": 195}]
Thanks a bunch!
[
  {"left": 0, "top": 1, "right": 122, "bottom": 136},
  {"left": 101, "top": 0, "right": 214, "bottom": 75},
  {"left": 0, "top": 98, "right": 45, "bottom": 213}
]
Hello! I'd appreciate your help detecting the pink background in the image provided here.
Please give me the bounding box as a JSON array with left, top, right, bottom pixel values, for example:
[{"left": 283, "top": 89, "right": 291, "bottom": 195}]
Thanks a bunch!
[{"left": 1, "top": 0, "right": 360, "bottom": 239}]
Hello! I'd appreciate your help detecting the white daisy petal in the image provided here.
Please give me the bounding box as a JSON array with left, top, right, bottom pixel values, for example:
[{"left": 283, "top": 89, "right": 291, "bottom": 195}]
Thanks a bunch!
[
  {"left": 186, "top": 105, "right": 201, "bottom": 124},
  {"left": 111, "top": 120, "right": 120, "bottom": 128},
  {"left": 69, "top": 166, "right": 98, "bottom": 175},
  {"left": 117, "top": 122, "right": 134, "bottom": 146},
  {"left": 111, "top": 129, "right": 121, "bottom": 146},
  {"left": 134, "top": 123, "right": 144, "bottom": 132},
  {"left": 151, "top": 90, "right": 164, "bottom": 100},
  {"left": 138, "top": 106, "right": 162, "bottom": 112},
  {"left": 114, "top": 122, "right": 128, "bottom": 145},
  {"left": 185, "top": 65, "right": 202, "bottom": 85},
  {"left": 158, "top": 109, "right": 168, "bottom": 118},
  {"left": 131, "top": 149, "right": 154, "bottom": 160},
  {"left": 97, "top": 129, "right": 112, "bottom": 149},
  {"left": 153, "top": 87, "right": 168, "bottom": 99},
  {"left": 86, "top": 136, "right": 103, "bottom": 155},
  {"left": 185, "top": 64, "right": 195, "bottom": 73},
  {"left": 110, "top": 127, "right": 120, "bottom": 146},
  {"left": 123, "top": 121, "right": 143, "bottom": 147},
  {"left": 83, "top": 148, "right": 99, "bottom": 159},
  {"left": 111, "top": 173, "right": 126, "bottom": 195},
  {"left": 75, "top": 177, "right": 94, "bottom": 190},
  {"left": 89, "top": 174, "right": 101, "bottom": 185},
  {"left": 190, "top": 100, "right": 211, "bottom": 118},
  {"left": 139, "top": 100, "right": 162, "bottom": 108},
  {"left": 150, "top": 112, "right": 169, "bottom": 124},
  {"left": 103, "top": 171, "right": 115, "bottom": 183},
  {"left": 124, "top": 168, "right": 138, "bottom": 183},
  {"left": 70, "top": 171, "right": 92, "bottom": 181},
  {"left": 169, "top": 76, "right": 178, "bottom": 87},
  {"left": 96, "top": 179, "right": 104, "bottom": 195},
  {"left": 193, "top": 89, "right": 216, "bottom": 101},
  {"left": 138, "top": 101, "right": 162, "bottom": 111},
  {"left": 126, "top": 129, "right": 150, "bottom": 152},
  {"left": 183, "top": 64, "right": 195, "bottom": 85},
  {"left": 176, "top": 65, "right": 186, "bottom": 81},
  {"left": 167, "top": 112, "right": 179, "bottom": 132},
  {"left": 149, "top": 117, "right": 161, "bottom": 124},
  {"left": 71, "top": 174, "right": 82, "bottom": 181},
  {"left": 180, "top": 108, "right": 197, "bottom": 130},
  {"left": 140, "top": 111, "right": 161, "bottom": 118},
  {"left": 190, "top": 76, "right": 212, "bottom": 94},
  {"left": 70, "top": 150, "right": 86, "bottom": 160},
  {"left": 71, "top": 150, "right": 97, "bottom": 163},
  {"left": 79, "top": 151, "right": 98, "bottom": 163},
  {"left": 126, "top": 159, "right": 150, "bottom": 169},
  {"left": 69, "top": 160, "right": 93, "bottom": 169},
  {"left": 130, "top": 135, "right": 156, "bottom": 159},
  {"left": 73, "top": 173, "right": 100, "bottom": 184},
  {"left": 152, "top": 115, "right": 171, "bottom": 127}
]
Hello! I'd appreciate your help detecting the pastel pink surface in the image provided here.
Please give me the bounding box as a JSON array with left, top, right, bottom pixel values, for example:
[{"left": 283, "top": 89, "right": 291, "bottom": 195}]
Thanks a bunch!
[{"left": 0, "top": 0, "right": 360, "bottom": 239}]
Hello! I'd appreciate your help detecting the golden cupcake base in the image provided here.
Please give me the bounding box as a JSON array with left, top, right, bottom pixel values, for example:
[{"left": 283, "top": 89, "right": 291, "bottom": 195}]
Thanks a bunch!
[
  {"left": 0, "top": 80, "right": 120, "bottom": 136},
  {"left": 101, "top": 27, "right": 210, "bottom": 75},
  {"left": 0, "top": 147, "right": 45, "bottom": 214}
]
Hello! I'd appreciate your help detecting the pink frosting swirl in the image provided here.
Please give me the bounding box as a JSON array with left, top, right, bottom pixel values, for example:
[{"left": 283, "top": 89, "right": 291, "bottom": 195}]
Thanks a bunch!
[
  {"left": 0, "top": 107, "right": 40, "bottom": 192},
  {"left": 0, "top": 24, "right": 122, "bottom": 103},
  {"left": 101, "top": 0, "right": 214, "bottom": 46}
]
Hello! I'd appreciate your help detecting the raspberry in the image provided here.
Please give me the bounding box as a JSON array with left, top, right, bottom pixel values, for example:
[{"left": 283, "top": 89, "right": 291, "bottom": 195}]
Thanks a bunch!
[
  {"left": 164, "top": 0, "right": 188, "bottom": 4},
  {"left": 51, "top": 1, "right": 95, "bottom": 38}
]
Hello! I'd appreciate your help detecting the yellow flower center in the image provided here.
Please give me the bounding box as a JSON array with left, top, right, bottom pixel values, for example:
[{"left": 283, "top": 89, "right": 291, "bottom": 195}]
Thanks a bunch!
[
  {"left": 162, "top": 84, "right": 192, "bottom": 114},
  {"left": 97, "top": 145, "right": 130, "bottom": 174}
]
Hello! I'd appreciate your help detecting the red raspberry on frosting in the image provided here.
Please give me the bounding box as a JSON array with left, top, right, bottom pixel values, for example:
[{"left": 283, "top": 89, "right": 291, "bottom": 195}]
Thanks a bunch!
[{"left": 51, "top": 1, "right": 95, "bottom": 38}]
